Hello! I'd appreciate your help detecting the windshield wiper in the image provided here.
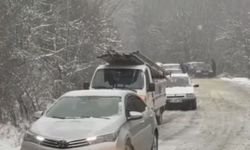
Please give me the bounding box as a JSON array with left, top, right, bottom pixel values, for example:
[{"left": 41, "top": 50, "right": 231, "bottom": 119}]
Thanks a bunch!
[
  {"left": 50, "top": 116, "right": 66, "bottom": 119},
  {"left": 92, "top": 86, "right": 113, "bottom": 89},
  {"left": 80, "top": 115, "right": 110, "bottom": 119}
]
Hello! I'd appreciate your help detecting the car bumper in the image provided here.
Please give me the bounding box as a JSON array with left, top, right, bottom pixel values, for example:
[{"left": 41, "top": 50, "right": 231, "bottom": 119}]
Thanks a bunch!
[
  {"left": 165, "top": 98, "right": 196, "bottom": 110},
  {"left": 21, "top": 141, "right": 118, "bottom": 150}
]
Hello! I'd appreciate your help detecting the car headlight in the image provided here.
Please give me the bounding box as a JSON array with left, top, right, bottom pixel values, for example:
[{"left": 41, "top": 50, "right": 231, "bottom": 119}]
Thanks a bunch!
[
  {"left": 23, "top": 131, "right": 45, "bottom": 144},
  {"left": 87, "top": 132, "right": 117, "bottom": 145},
  {"left": 196, "top": 70, "right": 201, "bottom": 73},
  {"left": 186, "top": 93, "right": 195, "bottom": 98}
]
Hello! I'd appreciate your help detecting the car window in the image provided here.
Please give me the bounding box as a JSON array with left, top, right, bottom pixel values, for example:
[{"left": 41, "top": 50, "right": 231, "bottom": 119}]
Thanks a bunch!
[{"left": 126, "top": 95, "right": 146, "bottom": 116}]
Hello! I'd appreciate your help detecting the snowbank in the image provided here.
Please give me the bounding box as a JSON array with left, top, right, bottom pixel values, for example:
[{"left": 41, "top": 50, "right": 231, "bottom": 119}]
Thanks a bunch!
[
  {"left": 0, "top": 123, "right": 22, "bottom": 150},
  {"left": 0, "top": 141, "right": 19, "bottom": 150},
  {"left": 221, "top": 77, "right": 250, "bottom": 87}
]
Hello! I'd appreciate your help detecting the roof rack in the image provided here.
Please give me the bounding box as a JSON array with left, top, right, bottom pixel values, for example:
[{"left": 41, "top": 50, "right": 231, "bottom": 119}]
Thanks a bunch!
[{"left": 98, "top": 50, "right": 168, "bottom": 79}]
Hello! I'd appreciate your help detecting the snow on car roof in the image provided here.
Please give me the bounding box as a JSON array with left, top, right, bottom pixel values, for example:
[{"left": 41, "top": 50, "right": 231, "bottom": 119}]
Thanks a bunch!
[
  {"left": 171, "top": 73, "right": 189, "bottom": 77},
  {"left": 187, "top": 62, "right": 204, "bottom": 64},
  {"left": 162, "top": 63, "right": 180, "bottom": 66},
  {"left": 97, "top": 64, "right": 148, "bottom": 70},
  {"left": 62, "top": 89, "right": 134, "bottom": 97}
]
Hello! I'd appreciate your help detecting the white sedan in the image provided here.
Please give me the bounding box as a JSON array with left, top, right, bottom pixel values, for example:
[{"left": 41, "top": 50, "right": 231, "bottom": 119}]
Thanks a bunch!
[{"left": 165, "top": 74, "right": 199, "bottom": 110}]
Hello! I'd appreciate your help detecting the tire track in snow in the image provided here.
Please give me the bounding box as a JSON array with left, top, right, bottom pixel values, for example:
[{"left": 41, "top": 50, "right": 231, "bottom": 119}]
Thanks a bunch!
[{"left": 159, "top": 79, "right": 250, "bottom": 150}]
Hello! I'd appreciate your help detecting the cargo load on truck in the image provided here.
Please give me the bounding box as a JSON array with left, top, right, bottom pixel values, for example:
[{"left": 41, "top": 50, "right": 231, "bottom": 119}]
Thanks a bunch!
[
  {"left": 98, "top": 50, "right": 169, "bottom": 78},
  {"left": 86, "top": 50, "right": 168, "bottom": 124}
]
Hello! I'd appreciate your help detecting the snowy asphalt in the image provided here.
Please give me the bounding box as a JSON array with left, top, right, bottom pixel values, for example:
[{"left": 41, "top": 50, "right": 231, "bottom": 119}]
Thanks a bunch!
[
  {"left": 1, "top": 78, "right": 250, "bottom": 150},
  {"left": 159, "top": 79, "right": 250, "bottom": 150}
]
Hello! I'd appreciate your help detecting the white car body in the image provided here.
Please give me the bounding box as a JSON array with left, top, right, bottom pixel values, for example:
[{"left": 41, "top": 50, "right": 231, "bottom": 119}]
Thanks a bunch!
[
  {"left": 21, "top": 90, "right": 158, "bottom": 150},
  {"left": 165, "top": 86, "right": 194, "bottom": 97},
  {"left": 165, "top": 73, "right": 197, "bottom": 110}
]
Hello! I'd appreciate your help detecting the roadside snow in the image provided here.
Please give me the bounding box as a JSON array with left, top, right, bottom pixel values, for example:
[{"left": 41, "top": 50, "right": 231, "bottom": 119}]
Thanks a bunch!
[
  {"left": 0, "top": 123, "right": 22, "bottom": 150},
  {"left": 221, "top": 77, "right": 250, "bottom": 87},
  {"left": 0, "top": 141, "right": 19, "bottom": 150}
]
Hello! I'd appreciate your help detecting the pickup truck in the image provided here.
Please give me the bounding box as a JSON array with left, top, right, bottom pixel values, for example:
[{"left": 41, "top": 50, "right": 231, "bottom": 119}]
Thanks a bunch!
[{"left": 85, "top": 64, "right": 167, "bottom": 124}]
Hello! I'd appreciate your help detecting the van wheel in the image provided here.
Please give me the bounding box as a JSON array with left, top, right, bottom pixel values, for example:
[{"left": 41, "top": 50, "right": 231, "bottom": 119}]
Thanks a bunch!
[{"left": 125, "top": 140, "right": 134, "bottom": 150}]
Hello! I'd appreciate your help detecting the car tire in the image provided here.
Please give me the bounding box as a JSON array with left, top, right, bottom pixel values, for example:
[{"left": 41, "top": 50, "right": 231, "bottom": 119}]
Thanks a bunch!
[
  {"left": 156, "top": 110, "right": 163, "bottom": 125},
  {"left": 125, "top": 140, "right": 134, "bottom": 150},
  {"left": 190, "top": 100, "right": 197, "bottom": 110},
  {"left": 151, "top": 133, "right": 158, "bottom": 150}
]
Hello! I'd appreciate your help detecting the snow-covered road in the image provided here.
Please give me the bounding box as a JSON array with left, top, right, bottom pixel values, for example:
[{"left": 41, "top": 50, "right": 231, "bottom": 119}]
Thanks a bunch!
[
  {"left": 1, "top": 78, "right": 250, "bottom": 150},
  {"left": 159, "top": 78, "right": 250, "bottom": 150}
]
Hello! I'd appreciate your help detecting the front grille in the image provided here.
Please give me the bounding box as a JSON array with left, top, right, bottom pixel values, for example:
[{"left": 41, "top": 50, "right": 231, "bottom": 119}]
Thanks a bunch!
[
  {"left": 41, "top": 138, "right": 89, "bottom": 149},
  {"left": 68, "top": 139, "right": 89, "bottom": 148},
  {"left": 167, "top": 95, "right": 184, "bottom": 98}
]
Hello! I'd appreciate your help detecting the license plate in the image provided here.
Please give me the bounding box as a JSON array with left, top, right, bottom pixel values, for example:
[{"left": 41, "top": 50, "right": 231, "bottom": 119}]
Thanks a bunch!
[{"left": 169, "top": 99, "right": 182, "bottom": 103}]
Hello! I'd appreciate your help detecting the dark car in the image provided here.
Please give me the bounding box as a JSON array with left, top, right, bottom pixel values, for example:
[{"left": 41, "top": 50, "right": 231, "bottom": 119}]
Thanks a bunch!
[{"left": 186, "top": 62, "right": 214, "bottom": 78}]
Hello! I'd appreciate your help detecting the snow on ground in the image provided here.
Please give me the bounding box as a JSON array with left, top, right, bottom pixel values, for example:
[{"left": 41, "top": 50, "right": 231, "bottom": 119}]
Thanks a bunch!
[
  {"left": 0, "top": 123, "right": 22, "bottom": 150},
  {"left": 158, "top": 79, "right": 250, "bottom": 150},
  {"left": 221, "top": 77, "right": 250, "bottom": 87},
  {"left": 0, "top": 141, "right": 19, "bottom": 150}
]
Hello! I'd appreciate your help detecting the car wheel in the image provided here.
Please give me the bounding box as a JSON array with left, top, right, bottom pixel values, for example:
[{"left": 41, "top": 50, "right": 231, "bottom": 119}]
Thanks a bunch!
[
  {"left": 125, "top": 140, "right": 134, "bottom": 150},
  {"left": 190, "top": 100, "right": 197, "bottom": 110},
  {"left": 151, "top": 133, "right": 158, "bottom": 150},
  {"left": 192, "top": 101, "right": 197, "bottom": 110},
  {"left": 156, "top": 110, "right": 163, "bottom": 125}
]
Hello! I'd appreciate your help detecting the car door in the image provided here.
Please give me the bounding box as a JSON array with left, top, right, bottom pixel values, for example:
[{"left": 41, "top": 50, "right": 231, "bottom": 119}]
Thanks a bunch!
[{"left": 126, "top": 95, "right": 154, "bottom": 150}]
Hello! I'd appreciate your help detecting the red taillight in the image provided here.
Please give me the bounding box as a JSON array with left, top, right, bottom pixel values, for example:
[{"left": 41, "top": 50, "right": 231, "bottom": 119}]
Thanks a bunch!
[{"left": 139, "top": 96, "right": 146, "bottom": 101}]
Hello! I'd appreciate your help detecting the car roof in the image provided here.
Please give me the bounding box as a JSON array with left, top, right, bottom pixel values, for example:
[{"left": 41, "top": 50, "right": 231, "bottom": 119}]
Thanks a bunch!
[
  {"left": 163, "top": 63, "right": 180, "bottom": 66},
  {"left": 187, "top": 61, "right": 204, "bottom": 64},
  {"left": 171, "top": 73, "right": 189, "bottom": 77},
  {"left": 96, "top": 64, "right": 148, "bottom": 70},
  {"left": 62, "top": 90, "right": 135, "bottom": 98}
]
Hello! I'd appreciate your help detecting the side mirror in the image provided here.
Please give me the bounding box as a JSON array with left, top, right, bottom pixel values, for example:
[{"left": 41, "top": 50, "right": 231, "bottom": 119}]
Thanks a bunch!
[
  {"left": 83, "top": 82, "right": 90, "bottom": 89},
  {"left": 33, "top": 111, "right": 43, "bottom": 120},
  {"left": 128, "top": 111, "right": 143, "bottom": 121},
  {"left": 148, "top": 83, "right": 155, "bottom": 92},
  {"left": 193, "top": 84, "right": 199, "bottom": 88}
]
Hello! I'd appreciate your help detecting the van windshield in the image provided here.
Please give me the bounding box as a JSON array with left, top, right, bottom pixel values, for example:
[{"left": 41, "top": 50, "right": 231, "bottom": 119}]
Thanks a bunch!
[{"left": 92, "top": 69, "right": 144, "bottom": 90}]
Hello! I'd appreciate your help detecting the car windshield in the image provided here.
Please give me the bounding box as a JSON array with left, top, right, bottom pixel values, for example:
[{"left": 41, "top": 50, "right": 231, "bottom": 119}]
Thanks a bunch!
[
  {"left": 168, "top": 77, "right": 191, "bottom": 87},
  {"left": 46, "top": 96, "right": 122, "bottom": 119},
  {"left": 92, "top": 69, "right": 144, "bottom": 90}
]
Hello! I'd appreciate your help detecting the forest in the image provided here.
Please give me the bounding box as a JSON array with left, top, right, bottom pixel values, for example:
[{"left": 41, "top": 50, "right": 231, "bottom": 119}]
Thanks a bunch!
[{"left": 0, "top": 0, "right": 250, "bottom": 128}]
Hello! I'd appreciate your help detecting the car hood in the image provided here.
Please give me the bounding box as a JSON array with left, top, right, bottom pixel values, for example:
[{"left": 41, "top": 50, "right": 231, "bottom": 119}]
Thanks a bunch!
[
  {"left": 31, "top": 116, "right": 124, "bottom": 141},
  {"left": 165, "top": 86, "right": 194, "bottom": 95}
]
